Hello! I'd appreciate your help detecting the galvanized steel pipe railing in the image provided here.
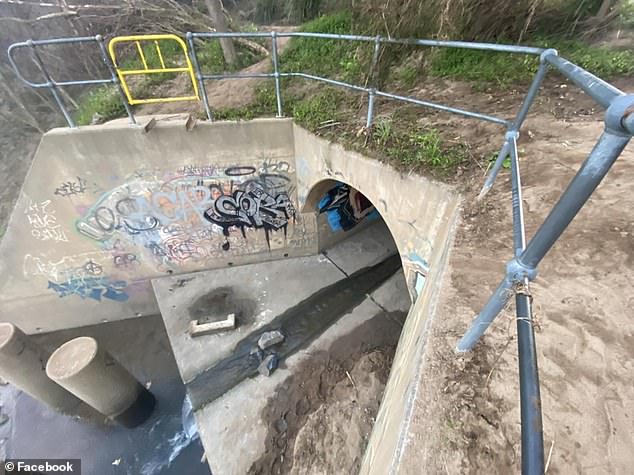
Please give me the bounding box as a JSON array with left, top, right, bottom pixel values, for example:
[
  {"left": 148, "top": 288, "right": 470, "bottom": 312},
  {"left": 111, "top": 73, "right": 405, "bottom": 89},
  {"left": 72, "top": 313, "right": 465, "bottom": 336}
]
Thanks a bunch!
[
  {"left": 8, "top": 35, "right": 136, "bottom": 127},
  {"left": 187, "top": 31, "right": 537, "bottom": 126}
]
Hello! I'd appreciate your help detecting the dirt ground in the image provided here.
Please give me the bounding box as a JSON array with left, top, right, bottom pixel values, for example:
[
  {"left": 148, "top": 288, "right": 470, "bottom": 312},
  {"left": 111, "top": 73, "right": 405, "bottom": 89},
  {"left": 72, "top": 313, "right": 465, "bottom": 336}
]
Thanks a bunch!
[
  {"left": 248, "top": 303, "right": 407, "bottom": 475},
  {"left": 1, "top": 39, "right": 633, "bottom": 474},
  {"left": 249, "top": 347, "right": 396, "bottom": 475},
  {"left": 403, "top": 103, "right": 634, "bottom": 473}
]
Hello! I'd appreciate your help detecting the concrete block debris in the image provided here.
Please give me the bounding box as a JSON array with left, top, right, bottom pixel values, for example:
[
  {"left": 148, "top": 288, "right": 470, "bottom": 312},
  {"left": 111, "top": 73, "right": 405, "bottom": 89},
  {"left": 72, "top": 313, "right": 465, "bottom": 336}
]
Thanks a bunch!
[
  {"left": 189, "top": 313, "right": 236, "bottom": 337},
  {"left": 258, "top": 353, "right": 279, "bottom": 377},
  {"left": 257, "top": 330, "right": 285, "bottom": 350}
]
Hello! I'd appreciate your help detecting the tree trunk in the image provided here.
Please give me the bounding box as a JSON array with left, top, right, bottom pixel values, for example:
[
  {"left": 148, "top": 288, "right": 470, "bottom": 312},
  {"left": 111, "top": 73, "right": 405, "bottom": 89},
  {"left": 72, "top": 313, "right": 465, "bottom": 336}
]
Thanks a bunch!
[
  {"left": 595, "top": 0, "right": 614, "bottom": 20},
  {"left": 204, "top": 0, "right": 237, "bottom": 66}
]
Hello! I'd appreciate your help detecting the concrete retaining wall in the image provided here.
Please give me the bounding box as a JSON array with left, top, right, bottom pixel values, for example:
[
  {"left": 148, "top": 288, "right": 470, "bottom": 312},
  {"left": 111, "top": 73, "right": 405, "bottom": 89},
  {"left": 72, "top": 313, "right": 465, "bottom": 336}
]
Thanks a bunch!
[
  {"left": 0, "top": 117, "right": 317, "bottom": 333},
  {"left": 294, "top": 124, "right": 459, "bottom": 303}
]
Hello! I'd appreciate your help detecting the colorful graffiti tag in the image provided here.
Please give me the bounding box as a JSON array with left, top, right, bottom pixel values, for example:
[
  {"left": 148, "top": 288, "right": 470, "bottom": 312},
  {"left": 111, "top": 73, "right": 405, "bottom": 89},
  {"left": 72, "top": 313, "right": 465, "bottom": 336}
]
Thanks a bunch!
[
  {"left": 68, "top": 159, "right": 296, "bottom": 268},
  {"left": 317, "top": 182, "right": 379, "bottom": 232},
  {"left": 30, "top": 159, "right": 298, "bottom": 302},
  {"left": 48, "top": 277, "right": 129, "bottom": 302}
]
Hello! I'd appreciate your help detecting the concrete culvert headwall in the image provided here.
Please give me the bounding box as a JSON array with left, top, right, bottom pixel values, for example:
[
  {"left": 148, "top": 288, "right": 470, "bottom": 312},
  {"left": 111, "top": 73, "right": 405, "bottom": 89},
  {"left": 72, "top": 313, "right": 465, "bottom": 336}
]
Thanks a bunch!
[{"left": 0, "top": 116, "right": 461, "bottom": 473}]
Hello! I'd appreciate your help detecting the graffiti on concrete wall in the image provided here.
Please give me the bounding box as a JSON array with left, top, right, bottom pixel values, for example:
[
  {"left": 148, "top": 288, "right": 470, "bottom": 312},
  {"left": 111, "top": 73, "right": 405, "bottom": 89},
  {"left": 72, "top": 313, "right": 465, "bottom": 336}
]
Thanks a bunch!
[
  {"left": 204, "top": 186, "right": 295, "bottom": 250},
  {"left": 73, "top": 159, "right": 296, "bottom": 262},
  {"left": 25, "top": 199, "right": 69, "bottom": 242},
  {"left": 54, "top": 176, "right": 87, "bottom": 197},
  {"left": 48, "top": 276, "right": 129, "bottom": 302},
  {"left": 317, "top": 182, "right": 379, "bottom": 232},
  {"left": 26, "top": 159, "right": 298, "bottom": 302}
]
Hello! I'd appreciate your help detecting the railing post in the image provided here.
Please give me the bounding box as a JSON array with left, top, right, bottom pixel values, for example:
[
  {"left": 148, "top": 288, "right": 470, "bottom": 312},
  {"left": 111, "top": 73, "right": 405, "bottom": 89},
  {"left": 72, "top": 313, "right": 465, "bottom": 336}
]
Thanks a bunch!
[
  {"left": 27, "top": 40, "right": 75, "bottom": 128},
  {"left": 186, "top": 32, "right": 212, "bottom": 121},
  {"left": 366, "top": 89, "right": 376, "bottom": 129},
  {"left": 479, "top": 56, "right": 551, "bottom": 197},
  {"left": 508, "top": 135, "right": 545, "bottom": 475},
  {"left": 366, "top": 35, "right": 382, "bottom": 130},
  {"left": 271, "top": 31, "right": 283, "bottom": 117},
  {"left": 516, "top": 285, "right": 544, "bottom": 475},
  {"left": 96, "top": 35, "right": 136, "bottom": 125}
]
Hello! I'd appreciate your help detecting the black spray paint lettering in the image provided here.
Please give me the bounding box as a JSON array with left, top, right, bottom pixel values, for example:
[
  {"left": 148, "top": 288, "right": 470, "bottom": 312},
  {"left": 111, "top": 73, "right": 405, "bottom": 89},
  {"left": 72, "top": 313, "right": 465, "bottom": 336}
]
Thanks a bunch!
[
  {"left": 54, "top": 176, "right": 87, "bottom": 197},
  {"left": 203, "top": 185, "right": 296, "bottom": 250},
  {"left": 113, "top": 253, "right": 139, "bottom": 268}
]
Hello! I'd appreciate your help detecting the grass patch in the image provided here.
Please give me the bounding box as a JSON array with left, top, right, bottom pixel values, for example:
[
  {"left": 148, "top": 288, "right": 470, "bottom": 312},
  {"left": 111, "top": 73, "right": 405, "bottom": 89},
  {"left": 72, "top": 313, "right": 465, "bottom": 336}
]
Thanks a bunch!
[
  {"left": 429, "top": 39, "right": 634, "bottom": 87},
  {"left": 74, "top": 86, "right": 127, "bottom": 125},
  {"left": 212, "top": 84, "right": 285, "bottom": 121},
  {"left": 280, "top": 11, "right": 366, "bottom": 82},
  {"left": 291, "top": 89, "right": 344, "bottom": 128},
  {"left": 384, "top": 128, "right": 467, "bottom": 170}
]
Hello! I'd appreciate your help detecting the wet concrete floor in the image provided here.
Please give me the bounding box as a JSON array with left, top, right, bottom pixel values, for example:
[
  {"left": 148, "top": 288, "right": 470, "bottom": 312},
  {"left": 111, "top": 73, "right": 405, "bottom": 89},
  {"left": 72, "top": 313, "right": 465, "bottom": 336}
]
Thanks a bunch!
[{"left": 0, "top": 315, "right": 210, "bottom": 475}]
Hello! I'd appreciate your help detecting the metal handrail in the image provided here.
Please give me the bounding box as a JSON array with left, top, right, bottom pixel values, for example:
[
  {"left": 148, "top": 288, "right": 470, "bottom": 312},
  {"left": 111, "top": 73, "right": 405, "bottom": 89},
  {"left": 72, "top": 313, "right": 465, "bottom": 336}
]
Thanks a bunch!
[
  {"left": 7, "top": 31, "right": 634, "bottom": 475},
  {"left": 8, "top": 35, "right": 135, "bottom": 127}
]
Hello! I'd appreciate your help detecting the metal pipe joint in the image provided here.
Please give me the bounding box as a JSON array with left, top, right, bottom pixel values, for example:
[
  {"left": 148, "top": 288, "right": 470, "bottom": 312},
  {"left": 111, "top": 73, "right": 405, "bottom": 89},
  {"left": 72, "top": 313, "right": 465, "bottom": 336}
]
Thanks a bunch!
[
  {"left": 505, "top": 130, "right": 519, "bottom": 141},
  {"left": 604, "top": 94, "right": 634, "bottom": 136},
  {"left": 506, "top": 257, "right": 538, "bottom": 282},
  {"left": 539, "top": 48, "right": 558, "bottom": 63}
]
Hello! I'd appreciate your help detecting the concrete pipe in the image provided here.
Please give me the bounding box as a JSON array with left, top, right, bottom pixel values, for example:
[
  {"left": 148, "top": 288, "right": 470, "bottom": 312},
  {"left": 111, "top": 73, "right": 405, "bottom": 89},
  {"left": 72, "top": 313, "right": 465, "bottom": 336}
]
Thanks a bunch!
[
  {"left": 46, "top": 336, "right": 155, "bottom": 428},
  {"left": 0, "top": 322, "right": 82, "bottom": 413}
]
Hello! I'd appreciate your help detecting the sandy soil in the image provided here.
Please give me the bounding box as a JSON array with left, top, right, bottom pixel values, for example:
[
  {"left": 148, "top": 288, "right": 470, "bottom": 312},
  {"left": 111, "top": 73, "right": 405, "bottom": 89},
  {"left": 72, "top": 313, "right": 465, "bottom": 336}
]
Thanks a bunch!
[
  {"left": 247, "top": 299, "right": 408, "bottom": 475},
  {"left": 249, "top": 347, "right": 396, "bottom": 475},
  {"left": 405, "top": 112, "right": 634, "bottom": 474}
]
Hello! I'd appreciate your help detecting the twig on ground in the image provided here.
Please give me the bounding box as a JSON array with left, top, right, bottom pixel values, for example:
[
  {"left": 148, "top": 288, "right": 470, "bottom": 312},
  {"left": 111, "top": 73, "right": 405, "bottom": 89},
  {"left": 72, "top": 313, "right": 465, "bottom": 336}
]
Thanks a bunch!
[
  {"left": 545, "top": 439, "right": 555, "bottom": 472},
  {"left": 484, "top": 313, "right": 515, "bottom": 392},
  {"left": 345, "top": 370, "right": 357, "bottom": 390}
]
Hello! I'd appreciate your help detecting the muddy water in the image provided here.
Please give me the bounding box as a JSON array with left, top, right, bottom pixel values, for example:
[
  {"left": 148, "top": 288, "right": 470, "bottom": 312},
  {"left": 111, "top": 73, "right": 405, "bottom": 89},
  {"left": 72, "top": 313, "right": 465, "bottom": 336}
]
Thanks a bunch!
[{"left": 187, "top": 254, "right": 403, "bottom": 409}]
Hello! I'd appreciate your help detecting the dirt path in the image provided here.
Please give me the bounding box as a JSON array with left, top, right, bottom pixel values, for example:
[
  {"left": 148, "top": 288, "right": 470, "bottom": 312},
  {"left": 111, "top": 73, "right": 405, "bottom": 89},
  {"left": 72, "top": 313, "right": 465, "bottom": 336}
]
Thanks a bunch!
[{"left": 138, "top": 29, "right": 293, "bottom": 116}]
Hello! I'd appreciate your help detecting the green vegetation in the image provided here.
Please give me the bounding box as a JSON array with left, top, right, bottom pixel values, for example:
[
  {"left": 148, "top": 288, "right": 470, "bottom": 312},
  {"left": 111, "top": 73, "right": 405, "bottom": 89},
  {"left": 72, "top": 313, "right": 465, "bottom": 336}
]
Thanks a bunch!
[
  {"left": 280, "top": 12, "right": 366, "bottom": 81},
  {"left": 192, "top": 10, "right": 634, "bottom": 176},
  {"left": 212, "top": 85, "right": 282, "bottom": 121},
  {"left": 430, "top": 40, "right": 634, "bottom": 87},
  {"left": 372, "top": 118, "right": 392, "bottom": 145},
  {"left": 291, "top": 89, "right": 344, "bottom": 128},
  {"left": 73, "top": 8, "right": 634, "bottom": 176},
  {"left": 74, "top": 86, "right": 127, "bottom": 125},
  {"left": 385, "top": 128, "right": 467, "bottom": 170}
]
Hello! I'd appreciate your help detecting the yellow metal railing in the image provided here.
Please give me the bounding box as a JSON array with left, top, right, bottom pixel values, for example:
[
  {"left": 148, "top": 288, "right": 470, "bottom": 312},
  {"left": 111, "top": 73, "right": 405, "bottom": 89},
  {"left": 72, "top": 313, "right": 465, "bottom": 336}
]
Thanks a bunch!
[{"left": 108, "top": 34, "right": 199, "bottom": 105}]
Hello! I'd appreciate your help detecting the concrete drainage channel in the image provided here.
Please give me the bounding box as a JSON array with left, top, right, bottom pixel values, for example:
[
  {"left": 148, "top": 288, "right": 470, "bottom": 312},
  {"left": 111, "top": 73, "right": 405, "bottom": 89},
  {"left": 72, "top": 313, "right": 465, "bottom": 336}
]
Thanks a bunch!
[{"left": 0, "top": 118, "right": 459, "bottom": 474}]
